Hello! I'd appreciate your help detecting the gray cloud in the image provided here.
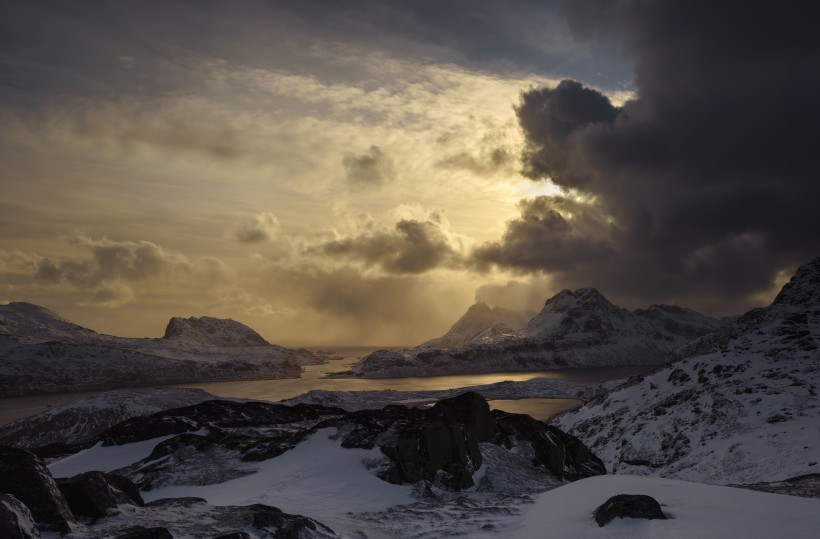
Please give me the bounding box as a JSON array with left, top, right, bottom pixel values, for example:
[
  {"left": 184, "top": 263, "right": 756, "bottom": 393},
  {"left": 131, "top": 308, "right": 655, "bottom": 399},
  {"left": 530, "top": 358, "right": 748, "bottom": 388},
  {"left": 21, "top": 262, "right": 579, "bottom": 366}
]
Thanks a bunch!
[
  {"left": 342, "top": 145, "right": 395, "bottom": 189},
  {"left": 472, "top": 195, "right": 615, "bottom": 272},
  {"left": 312, "top": 218, "right": 460, "bottom": 274},
  {"left": 491, "top": 1, "right": 820, "bottom": 313},
  {"left": 233, "top": 212, "right": 280, "bottom": 244}
]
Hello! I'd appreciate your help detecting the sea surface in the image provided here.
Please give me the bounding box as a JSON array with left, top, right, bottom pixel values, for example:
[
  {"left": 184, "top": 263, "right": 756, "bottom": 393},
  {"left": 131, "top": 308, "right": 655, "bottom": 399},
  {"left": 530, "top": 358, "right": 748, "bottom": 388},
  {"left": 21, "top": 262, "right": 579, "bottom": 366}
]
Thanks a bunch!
[{"left": 0, "top": 346, "right": 654, "bottom": 426}]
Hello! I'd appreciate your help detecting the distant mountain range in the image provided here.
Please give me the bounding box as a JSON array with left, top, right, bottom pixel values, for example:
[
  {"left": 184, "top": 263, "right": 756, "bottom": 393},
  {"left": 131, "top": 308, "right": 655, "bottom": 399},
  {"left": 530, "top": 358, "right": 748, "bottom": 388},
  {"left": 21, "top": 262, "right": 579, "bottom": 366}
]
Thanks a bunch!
[
  {"left": 0, "top": 303, "right": 319, "bottom": 397},
  {"left": 551, "top": 256, "right": 820, "bottom": 485},
  {"left": 353, "top": 288, "right": 721, "bottom": 377}
]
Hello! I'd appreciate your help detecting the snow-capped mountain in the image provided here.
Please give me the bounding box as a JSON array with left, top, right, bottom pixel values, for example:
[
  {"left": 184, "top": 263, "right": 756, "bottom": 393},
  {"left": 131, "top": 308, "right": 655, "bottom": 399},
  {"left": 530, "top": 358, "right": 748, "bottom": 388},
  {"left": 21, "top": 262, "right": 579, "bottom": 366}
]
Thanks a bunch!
[
  {"left": 0, "top": 302, "right": 97, "bottom": 343},
  {"left": 0, "top": 304, "right": 320, "bottom": 397},
  {"left": 551, "top": 256, "right": 820, "bottom": 485},
  {"left": 353, "top": 288, "right": 720, "bottom": 378},
  {"left": 419, "top": 302, "right": 532, "bottom": 349}
]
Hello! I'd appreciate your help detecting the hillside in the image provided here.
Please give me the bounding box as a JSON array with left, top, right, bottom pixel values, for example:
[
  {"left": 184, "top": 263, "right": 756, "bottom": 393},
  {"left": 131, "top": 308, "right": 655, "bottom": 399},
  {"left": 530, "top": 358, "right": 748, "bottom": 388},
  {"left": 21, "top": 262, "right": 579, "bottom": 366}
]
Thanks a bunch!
[
  {"left": 551, "top": 257, "right": 820, "bottom": 485},
  {"left": 0, "top": 304, "right": 320, "bottom": 397}
]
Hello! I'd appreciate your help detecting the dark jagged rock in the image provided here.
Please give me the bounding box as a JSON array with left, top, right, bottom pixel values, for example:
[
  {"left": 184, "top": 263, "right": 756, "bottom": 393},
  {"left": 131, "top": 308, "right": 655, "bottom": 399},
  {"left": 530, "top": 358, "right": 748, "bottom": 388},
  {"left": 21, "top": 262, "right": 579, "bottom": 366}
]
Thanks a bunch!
[
  {"left": 212, "top": 533, "right": 251, "bottom": 539},
  {"left": 493, "top": 411, "right": 606, "bottom": 479},
  {"left": 593, "top": 494, "right": 667, "bottom": 527},
  {"left": 427, "top": 391, "right": 497, "bottom": 443},
  {"left": 0, "top": 446, "right": 74, "bottom": 533},
  {"left": 99, "top": 400, "right": 345, "bottom": 446},
  {"left": 0, "top": 493, "right": 41, "bottom": 539},
  {"left": 114, "top": 526, "right": 174, "bottom": 539},
  {"left": 57, "top": 471, "right": 144, "bottom": 518}
]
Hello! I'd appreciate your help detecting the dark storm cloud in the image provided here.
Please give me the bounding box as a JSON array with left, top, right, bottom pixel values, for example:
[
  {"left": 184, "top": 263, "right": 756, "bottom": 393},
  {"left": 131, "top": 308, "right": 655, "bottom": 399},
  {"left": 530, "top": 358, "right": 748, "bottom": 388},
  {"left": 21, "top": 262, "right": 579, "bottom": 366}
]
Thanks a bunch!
[
  {"left": 312, "top": 219, "right": 460, "bottom": 274},
  {"left": 0, "top": 0, "right": 630, "bottom": 110},
  {"left": 490, "top": 0, "right": 820, "bottom": 312},
  {"left": 342, "top": 146, "right": 395, "bottom": 189},
  {"left": 473, "top": 195, "right": 614, "bottom": 272}
]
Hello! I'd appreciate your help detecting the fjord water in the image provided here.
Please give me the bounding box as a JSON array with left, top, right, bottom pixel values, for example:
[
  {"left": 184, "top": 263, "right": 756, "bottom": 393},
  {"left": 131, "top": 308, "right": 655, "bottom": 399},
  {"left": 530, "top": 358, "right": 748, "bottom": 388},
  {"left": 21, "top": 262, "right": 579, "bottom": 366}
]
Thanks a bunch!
[{"left": 0, "top": 347, "right": 653, "bottom": 425}]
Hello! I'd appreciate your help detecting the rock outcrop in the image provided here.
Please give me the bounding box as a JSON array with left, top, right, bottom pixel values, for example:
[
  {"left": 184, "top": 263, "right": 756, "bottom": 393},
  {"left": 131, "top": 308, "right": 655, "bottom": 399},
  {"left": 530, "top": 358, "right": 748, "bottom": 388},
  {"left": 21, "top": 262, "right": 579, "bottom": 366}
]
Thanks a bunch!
[
  {"left": 0, "top": 446, "right": 74, "bottom": 533},
  {"left": 57, "top": 471, "right": 144, "bottom": 518},
  {"left": 0, "top": 493, "right": 41, "bottom": 539}
]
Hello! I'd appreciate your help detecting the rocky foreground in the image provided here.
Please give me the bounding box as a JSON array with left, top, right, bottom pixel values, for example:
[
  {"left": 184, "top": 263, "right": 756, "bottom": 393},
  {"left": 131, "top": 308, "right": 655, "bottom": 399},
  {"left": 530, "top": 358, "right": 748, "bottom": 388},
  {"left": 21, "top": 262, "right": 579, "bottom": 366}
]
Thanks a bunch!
[{"left": 0, "top": 392, "right": 604, "bottom": 538}]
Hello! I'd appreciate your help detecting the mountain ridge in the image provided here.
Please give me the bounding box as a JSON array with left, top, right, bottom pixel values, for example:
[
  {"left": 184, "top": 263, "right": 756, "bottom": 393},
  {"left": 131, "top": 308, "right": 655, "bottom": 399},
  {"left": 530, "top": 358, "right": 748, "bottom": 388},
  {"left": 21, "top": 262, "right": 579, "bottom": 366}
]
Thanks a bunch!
[
  {"left": 353, "top": 288, "right": 721, "bottom": 378},
  {"left": 0, "top": 303, "right": 320, "bottom": 397}
]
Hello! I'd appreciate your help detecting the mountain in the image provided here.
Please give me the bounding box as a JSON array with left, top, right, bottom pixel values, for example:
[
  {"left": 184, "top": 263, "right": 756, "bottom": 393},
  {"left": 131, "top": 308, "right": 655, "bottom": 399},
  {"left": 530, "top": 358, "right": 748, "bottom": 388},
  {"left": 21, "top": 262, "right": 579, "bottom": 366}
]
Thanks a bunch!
[
  {"left": 0, "top": 302, "right": 97, "bottom": 342},
  {"left": 353, "top": 288, "right": 721, "bottom": 378},
  {"left": 0, "top": 304, "right": 320, "bottom": 397},
  {"left": 551, "top": 256, "right": 820, "bottom": 485},
  {"left": 419, "top": 301, "right": 532, "bottom": 349},
  {"left": 163, "top": 316, "right": 270, "bottom": 346}
]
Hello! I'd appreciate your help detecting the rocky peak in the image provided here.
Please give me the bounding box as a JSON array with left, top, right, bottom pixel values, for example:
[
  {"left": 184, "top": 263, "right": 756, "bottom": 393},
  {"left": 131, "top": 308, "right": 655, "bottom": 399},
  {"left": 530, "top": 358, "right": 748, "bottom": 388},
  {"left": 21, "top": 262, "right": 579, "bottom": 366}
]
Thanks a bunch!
[
  {"left": 772, "top": 256, "right": 820, "bottom": 309},
  {"left": 465, "top": 301, "right": 491, "bottom": 314},
  {"left": 542, "top": 288, "right": 612, "bottom": 313},
  {"left": 162, "top": 316, "right": 269, "bottom": 347}
]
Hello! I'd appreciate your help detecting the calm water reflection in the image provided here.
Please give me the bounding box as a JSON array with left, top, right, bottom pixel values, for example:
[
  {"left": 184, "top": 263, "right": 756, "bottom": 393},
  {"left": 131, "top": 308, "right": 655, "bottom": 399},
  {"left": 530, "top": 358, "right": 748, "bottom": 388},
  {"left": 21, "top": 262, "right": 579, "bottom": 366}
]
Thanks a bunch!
[{"left": 0, "top": 347, "right": 653, "bottom": 425}]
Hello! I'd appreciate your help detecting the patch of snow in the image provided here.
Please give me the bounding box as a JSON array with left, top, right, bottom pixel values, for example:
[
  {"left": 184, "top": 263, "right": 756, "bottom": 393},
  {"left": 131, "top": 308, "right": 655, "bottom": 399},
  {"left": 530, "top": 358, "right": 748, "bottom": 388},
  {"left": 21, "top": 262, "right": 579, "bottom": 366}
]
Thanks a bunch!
[
  {"left": 47, "top": 434, "right": 182, "bottom": 478},
  {"left": 510, "top": 474, "right": 820, "bottom": 539},
  {"left": 142, "top": 428, "right": 415, "bottom": 537}
]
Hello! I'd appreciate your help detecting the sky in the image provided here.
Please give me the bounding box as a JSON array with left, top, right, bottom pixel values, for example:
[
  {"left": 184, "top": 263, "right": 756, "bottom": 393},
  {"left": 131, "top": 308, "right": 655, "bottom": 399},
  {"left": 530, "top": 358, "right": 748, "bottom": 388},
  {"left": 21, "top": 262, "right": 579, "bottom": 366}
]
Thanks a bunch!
[{"left": 1, "top": 0, "right": 818, "bottom": 346}]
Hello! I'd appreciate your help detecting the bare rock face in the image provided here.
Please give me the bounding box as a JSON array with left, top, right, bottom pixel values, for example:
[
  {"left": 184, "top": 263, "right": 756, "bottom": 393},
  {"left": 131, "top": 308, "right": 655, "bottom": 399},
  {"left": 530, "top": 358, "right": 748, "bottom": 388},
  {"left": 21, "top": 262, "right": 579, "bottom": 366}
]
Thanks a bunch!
[
  {"left": 57, "top": 471, "right": 144, "bottom": 518},
  {"left": 0, "top": 446, "right": 74, "bottom": 533},
  {"left": 162, "top": 316, "right": 269, "bottom": 346},
  {"left": 326, "top": 392, "right": 605, "bottom": 491},
  {"left": 0, "top": 493, "right": 41, "bottom": 539},
  {"left": 593, "top": 494, "right": 667, "bottom": 526}
]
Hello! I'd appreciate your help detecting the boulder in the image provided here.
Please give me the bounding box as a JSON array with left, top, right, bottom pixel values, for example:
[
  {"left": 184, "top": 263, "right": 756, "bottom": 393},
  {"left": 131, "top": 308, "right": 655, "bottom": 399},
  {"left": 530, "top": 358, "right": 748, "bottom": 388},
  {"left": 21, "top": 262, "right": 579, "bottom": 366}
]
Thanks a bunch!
[
  {"left": 593, "top": 494, "right": 667, "bottom": 527},
  {"left": 57, "top": 471, "right": 144, "bottom": 518},
  {"left": 0, "top": 493, "right": 41, "bottom": 539},
  {"left": 379, "top": 392, "right": 491, "bottom": 490},
  {"left": 493, "top": 411, "right": 606, "bottom": 479},
  {"left": 0, "top": 446, "right": 74, "bottom": 533}
]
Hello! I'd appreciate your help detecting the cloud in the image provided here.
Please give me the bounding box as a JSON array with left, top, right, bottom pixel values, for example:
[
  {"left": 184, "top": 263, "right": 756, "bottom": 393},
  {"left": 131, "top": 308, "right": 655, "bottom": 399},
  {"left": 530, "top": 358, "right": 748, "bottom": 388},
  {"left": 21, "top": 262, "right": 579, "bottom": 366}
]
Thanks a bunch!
[
  {"left": 233, "top": 212, "right": 281, "bottom": 243},
  {"left": 472, "top": 195, "right": 615, "bottom": 272},
  {"left": 342, "top": 145, "right": 395, "bottom": 189},
  {"left": 495, "top": 1, "right": 820, "bottom": 313},
  {"left": 311, "top": 218, "right": 462, "bottom": 274},
  {"left": 27, "top": 237, "right": 235, "bottom": 308}
]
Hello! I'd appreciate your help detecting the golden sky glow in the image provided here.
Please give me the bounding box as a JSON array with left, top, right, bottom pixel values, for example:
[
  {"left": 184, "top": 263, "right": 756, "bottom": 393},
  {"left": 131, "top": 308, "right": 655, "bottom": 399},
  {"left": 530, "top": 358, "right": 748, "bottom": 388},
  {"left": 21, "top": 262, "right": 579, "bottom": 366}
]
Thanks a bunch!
[{"left": 4, "top": 1, "right": 804, "bottom": 345}]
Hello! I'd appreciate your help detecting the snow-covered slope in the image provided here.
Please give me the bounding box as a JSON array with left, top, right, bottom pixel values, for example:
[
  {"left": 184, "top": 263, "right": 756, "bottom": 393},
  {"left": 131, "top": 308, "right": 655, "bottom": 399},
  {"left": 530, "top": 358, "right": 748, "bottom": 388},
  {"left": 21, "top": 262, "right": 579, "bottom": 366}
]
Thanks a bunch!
[
  {"left": 551, "top": 256, "right": 820, "bottom": 485},
  {"left": 420, "top": 302, "right": 532, "bottom": 349},
  {"left": 0, "top": 388, "right": 214, "bottom": 448},
  {"left": 511, "top": 474, "right": 820, "bottom": 539},
  {"left": 354, "top": 288, "right": 720, "bottom": 378},
  {"left": 0, "top": 302, "right": 97, "bottom": 342},
  {"left": 0, "top": 305, "right": 320, "bottom": 397}
]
